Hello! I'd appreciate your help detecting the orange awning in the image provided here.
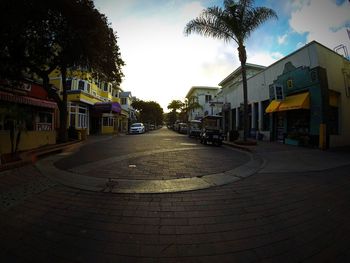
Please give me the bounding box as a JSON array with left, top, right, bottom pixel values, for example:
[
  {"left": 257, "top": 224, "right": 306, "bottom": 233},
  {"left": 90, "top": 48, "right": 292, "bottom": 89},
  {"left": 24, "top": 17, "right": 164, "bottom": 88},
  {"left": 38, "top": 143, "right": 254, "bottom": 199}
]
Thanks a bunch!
[
  {"left": 0, "top": 90, "right": 57, "bottom": 109},
  {"left": 265, "top": 100, "right": 281, "bottom": 113},
  {"left": 278, "top": 92, "right": 310, "bottom": 111}
]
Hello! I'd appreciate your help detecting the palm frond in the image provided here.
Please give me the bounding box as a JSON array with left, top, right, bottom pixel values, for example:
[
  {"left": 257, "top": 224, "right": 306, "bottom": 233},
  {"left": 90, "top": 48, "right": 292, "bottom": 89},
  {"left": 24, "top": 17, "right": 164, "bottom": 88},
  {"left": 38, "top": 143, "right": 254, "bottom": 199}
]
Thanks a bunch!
[
  {"left": 242, "top": 7, "right": 277, "bottom": 40},
  {"left": 184, "top": 6, "right": 236, "bottom": 43}
]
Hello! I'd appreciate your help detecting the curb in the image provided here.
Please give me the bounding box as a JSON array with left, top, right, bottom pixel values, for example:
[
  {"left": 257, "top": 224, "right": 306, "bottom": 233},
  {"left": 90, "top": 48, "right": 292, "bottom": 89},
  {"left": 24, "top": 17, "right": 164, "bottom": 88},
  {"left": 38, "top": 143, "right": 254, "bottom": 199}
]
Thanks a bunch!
[
  {"left": 223, "top": 141, "right": 255, "bottom": 152},
  {"left": 36, "top": 147, "right": 265, "bottom": 194},
  {"left": 0, "top": 140, "right": 83, "bottom": 172}
]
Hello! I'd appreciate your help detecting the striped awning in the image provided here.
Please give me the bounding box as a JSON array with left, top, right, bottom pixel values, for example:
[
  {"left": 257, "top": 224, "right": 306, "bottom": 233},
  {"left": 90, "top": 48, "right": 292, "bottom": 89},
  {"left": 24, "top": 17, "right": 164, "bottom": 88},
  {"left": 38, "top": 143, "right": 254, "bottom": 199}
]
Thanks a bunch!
[{"left": 0, "top": 90, "right": 57, "bottom": 109}]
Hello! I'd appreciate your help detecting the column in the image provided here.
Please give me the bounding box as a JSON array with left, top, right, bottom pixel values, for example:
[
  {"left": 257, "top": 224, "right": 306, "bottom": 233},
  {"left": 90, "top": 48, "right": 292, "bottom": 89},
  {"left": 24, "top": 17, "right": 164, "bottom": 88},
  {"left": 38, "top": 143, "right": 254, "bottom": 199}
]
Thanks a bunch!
[
  {"left": 258, "top": 101, "right": 263, "bottom": 131},
  {"left": 251, "top": 103, "right": 256, "bottom": 130}
]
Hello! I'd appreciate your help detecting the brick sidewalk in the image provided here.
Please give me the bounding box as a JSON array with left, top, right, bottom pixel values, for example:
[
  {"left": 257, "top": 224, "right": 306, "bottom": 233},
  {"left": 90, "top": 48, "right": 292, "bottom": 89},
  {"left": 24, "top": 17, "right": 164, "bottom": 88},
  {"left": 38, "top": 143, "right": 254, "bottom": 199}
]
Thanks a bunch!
[{"left": 1, "top": 163, "right": 350, "bottom": 262}]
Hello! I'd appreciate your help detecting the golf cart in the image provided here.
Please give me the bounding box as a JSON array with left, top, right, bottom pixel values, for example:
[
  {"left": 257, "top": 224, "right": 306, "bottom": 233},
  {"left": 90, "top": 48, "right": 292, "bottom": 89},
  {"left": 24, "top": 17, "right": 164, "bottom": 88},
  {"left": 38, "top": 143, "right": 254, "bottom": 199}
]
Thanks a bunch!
[
  {"left": 200, "top": 115, "right": 224, "bottom": 146},
  {"left": 188, "top": 119, "right": 201, "bottom": 138}
]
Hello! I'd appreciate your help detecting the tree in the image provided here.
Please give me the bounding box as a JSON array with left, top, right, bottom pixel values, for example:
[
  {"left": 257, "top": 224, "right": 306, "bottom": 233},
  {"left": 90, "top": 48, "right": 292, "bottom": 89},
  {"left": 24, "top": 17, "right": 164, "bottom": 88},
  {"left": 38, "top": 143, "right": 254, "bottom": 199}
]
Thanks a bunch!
[
  {"left": 0, "top": 0, "right": 125, "bottom": 142},
  {"left": 0, "top": 103, "right": 31, "bottom": 155},
  {"left": 167, "top": 100, "right": 184, "bottom": 125},
  {"left": 183, "top": 97, "right": 202, "bottom": 121},
  {"left": 132, "top": 100, "right": 163, "bottom": 126},
  {"left": 167, "top": 100, "right": 184, "bottom": 113},
  {"left": 184, "top": 0, "right": 277, "bottom": 141}
]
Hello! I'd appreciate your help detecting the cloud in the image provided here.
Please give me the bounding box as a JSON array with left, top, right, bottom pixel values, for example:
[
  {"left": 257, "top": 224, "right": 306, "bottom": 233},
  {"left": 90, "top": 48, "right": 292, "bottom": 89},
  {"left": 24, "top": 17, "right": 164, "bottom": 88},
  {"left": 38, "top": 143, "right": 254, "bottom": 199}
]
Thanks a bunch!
[
  {"left": 247, "top": 50, "right": 283, "bottom": 66},
  {"left": 277, "top": 33, "right": 288, "bottom": 45},
  {"left": 289, "top": 0, "right": 350, "bottom": 51}
]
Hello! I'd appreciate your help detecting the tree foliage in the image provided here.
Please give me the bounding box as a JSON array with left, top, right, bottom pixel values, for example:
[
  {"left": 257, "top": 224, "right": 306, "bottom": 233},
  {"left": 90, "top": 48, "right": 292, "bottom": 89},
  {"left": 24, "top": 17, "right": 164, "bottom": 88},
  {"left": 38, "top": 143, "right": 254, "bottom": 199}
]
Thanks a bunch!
[
  {"left": 167, "top": 100, "right": 184, "bottom": 113},
  {"left": 0, "top": 0, "right": 125, "bottom": 141},
  {"left": 132, "top": 100, "right": 163, "bottom": 126},
  {"left": 184, "top": 0, "right": 277, "bottom": 140}
]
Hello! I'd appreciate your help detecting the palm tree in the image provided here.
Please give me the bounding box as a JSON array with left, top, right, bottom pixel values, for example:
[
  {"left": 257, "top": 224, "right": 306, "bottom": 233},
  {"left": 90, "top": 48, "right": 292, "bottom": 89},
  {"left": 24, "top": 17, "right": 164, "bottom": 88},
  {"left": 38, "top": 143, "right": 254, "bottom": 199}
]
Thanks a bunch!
[{"left": 184, "top": 0, "right": 277, "bottom": 141}]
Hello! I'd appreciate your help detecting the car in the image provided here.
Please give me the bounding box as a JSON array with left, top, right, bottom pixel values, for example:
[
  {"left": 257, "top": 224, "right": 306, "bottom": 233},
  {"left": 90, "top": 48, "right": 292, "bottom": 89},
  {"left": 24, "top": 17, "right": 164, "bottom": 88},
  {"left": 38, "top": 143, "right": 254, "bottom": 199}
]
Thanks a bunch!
[
  {"left": 129, "top": 123, "right": 145, "bottom": 134},
  {"left": 178, "top": 123, "right": 188, "bottom": 134}
]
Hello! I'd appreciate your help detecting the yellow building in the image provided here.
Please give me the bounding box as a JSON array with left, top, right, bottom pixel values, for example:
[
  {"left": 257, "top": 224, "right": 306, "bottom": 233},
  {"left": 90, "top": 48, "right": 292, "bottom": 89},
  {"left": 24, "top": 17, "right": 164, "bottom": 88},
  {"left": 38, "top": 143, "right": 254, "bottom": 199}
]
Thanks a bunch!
[{"left": 49, "top": 68, "right": 123, "bottom": 136}]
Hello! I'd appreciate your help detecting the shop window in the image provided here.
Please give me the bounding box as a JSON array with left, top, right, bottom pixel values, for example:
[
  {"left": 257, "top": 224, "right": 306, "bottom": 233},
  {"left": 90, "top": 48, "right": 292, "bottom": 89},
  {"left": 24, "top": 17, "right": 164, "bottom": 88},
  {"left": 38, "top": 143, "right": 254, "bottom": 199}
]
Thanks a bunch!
[
  {"left": 36, "top": 112, "right": 53, "bottom": 131},
  {"left": 103, "top": 117, "right": 108, "bottom": 126},
  {"left": 102, "top": 117, "right": 114, "bottom": 127}
]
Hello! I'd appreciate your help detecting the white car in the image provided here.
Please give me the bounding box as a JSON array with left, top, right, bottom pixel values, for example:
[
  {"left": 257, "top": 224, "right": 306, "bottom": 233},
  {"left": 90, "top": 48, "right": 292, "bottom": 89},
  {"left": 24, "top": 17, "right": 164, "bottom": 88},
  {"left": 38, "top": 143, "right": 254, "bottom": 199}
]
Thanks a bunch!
[{"left": 129, "top": 123, "right": 145, "bottom": 134}]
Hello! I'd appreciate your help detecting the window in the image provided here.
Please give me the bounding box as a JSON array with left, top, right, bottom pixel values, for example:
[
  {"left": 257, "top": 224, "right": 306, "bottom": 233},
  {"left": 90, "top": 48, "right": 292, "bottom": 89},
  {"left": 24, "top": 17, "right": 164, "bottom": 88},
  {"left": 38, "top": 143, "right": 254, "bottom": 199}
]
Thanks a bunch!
[
  {"left": 121, "top": 98, "right": 127, "bottom": 105},
  {"left": 36, "top": 112, "right": 53, "bottom": 131},
  {"left": 274, "top": 84, "right": 284, "bottom": 100},
  {"left": 66, "top": 79, "right": 72, "bottom": 90},
  {"left": 205, "top": 95, "right": 212, "bottom": 103},
  {"left": 78, "top": 80, "right": 85, "bottom": 91},
  {"left": 69, "top": 103, "right": 88, "bottom": 128},
  {"left": 86, "top": 83, "right": 90, "bottom": 93},
  {"left": 103, "top": 83, "right": 108, "bottom": 92},
  {"left": 102, "top": 117, "right": 114, "bottom": 126}
]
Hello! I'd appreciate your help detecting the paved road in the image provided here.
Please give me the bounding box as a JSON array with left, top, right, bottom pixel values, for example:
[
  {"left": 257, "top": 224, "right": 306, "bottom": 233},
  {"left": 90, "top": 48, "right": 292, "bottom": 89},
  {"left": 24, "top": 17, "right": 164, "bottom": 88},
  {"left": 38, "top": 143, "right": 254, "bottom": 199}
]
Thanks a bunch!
[
  {"left": 1, "top": 127, "right": 350, "bottom": 262},
  {"left": 55, "top": 127, "right": 249, "bottom": 180}
]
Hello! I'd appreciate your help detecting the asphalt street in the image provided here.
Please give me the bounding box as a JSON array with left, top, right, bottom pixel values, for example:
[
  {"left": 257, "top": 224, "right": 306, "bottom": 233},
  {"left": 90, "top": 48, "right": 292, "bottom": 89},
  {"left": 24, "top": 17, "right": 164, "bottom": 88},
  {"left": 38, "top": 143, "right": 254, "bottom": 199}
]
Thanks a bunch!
[{"left": 1, "top": 127, "right": 350, "bottom": 262}]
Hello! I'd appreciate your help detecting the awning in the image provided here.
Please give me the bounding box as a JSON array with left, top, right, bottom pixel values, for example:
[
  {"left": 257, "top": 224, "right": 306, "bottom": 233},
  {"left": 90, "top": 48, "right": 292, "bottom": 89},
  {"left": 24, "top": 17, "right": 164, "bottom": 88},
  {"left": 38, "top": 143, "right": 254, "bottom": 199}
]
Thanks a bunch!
[
  {"left": 265, "top": 92, "right": 310, "bottom": 113},
  {"left": 93, "top": 102, "right": 121, "bottom": 113},
  {"left": 0, "top": 90, "right": 57, "bottom": 109},
  {"left": 265, "top": 100, "right": 281, "bottom": 113},
  {"left": 278, "top": 92, "right": 310, "bottom": 111}
]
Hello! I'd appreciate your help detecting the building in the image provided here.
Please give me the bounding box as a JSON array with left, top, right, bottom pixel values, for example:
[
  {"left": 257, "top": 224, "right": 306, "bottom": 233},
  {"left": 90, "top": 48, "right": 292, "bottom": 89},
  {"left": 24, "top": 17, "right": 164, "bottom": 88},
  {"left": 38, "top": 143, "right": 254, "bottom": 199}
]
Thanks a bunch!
[
  {"left": 49, "top": 68, "right": 123, "bottom": 135},
  {"left": 216, "top": 64, "right": 266, "bottom": 135},
  {"left": 120, "top": 91, "right": 137, "bottom": 132},
  {"left": 0, "top": 79, "right": 57, "bottom": 155},
  {"left": 185, "top": 86, "right": 220, "bottom": 121},
  {"left": 217, "top": 41, "right": 350, "bottom": 148}
]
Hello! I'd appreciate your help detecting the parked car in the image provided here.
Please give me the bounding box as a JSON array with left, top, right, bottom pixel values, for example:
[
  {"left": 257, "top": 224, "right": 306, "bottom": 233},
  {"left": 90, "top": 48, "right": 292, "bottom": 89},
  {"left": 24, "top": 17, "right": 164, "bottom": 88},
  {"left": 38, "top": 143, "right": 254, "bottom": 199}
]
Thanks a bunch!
[
  {"left": 188, "top": 120, "right": 201, "bottom": 138},
  {"left": 129, "top": 123, "right": 145, "bottom": 134},
  {"left": 178, "top": 123, "right": 188, "bottom": 134},
  {"left": 200, "top": 115, "right": 224, "bottom": 146}
]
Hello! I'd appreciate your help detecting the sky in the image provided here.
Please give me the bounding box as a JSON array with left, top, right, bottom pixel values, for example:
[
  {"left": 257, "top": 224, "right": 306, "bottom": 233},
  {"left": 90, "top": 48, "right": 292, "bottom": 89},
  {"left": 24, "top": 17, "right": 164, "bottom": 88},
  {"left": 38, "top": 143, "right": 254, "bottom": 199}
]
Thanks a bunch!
[{"left": 94, "top": 0, "right": 350, "bottom": 112}]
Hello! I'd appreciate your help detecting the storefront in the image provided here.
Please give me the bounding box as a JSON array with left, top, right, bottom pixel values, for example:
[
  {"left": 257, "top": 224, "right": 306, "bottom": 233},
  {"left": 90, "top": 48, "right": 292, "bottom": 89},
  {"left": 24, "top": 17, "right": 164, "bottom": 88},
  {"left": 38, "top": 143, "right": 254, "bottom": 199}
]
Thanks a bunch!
[
  {"left": 0, "top": 83, "right": 57, "bottom": 155},
  {"left": 265, "top": 64, "right": 338, "bottom": 148},
  {"left": 91, "top": 102, "right": 121, "bottom": 134}
]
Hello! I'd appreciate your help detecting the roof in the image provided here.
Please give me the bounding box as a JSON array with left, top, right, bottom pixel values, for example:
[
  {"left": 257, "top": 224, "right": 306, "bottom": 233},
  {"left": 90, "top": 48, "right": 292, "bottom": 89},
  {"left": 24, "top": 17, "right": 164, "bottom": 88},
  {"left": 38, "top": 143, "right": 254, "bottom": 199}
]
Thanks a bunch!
[
  {"left": 185, "top": 86, "right": 219, "bottom": 98},
  {"left": 218, "top": 63, "right": 266, "bottom": 87},
  {"left": 247, "top": 40, "right": 349, "bottom": 81}
]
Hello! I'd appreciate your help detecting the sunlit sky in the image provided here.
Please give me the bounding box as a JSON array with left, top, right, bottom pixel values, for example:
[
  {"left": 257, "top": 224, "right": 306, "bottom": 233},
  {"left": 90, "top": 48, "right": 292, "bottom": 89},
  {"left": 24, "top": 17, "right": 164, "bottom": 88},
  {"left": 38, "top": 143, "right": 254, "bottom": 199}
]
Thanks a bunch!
[{"left": 94, "top": 0, "right": 350, "bottom": 111}]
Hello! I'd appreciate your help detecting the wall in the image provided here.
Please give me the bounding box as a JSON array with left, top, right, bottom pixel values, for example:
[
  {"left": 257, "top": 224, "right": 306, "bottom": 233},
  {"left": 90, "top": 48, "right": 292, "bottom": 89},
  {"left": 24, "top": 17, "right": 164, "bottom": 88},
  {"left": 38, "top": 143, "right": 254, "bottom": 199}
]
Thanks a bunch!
[
  {"left": 0, "top": 130, "right": 56, "bottom": 154},
  {"left": 316, "top": 44, "right": 350, "bottom": 147}
]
